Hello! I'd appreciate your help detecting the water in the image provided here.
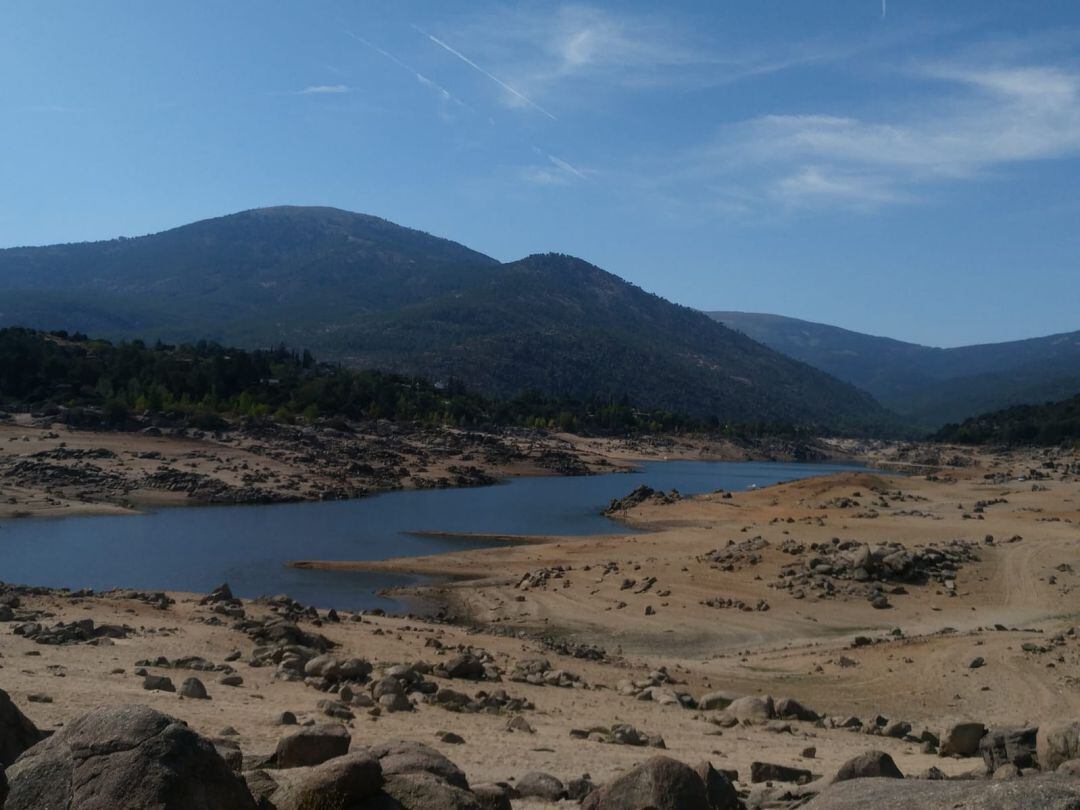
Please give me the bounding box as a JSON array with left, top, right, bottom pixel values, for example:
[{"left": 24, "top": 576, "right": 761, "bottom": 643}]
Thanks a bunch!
[{"left": 0, "top": 460, "right": 864, "bottom": 611}]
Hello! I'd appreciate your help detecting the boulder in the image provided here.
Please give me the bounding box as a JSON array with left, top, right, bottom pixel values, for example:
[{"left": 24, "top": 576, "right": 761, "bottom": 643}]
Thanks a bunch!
[
  {"left": 275, "top": 725, "right": 351, "bottom": 768},
  {"left": 694, "top": 761, "right": 740, "bottom": 809},
  {"left": 582, "top": 756, "right": 710, "bottom": 810},
  {"left": 805, "top": 775, "right": 1080, "bottom": 808},
  {"left": 993, "top": 763, "right": 1022, "bottom": 780},
  {"left": 1057, "top": 760, "right": 1080, "bottom": 777},
  {"left": 472, "top": 783, "right": 513, "bottom": 810},
  {"left": 834, "top": 750, "right": 903, "bottom": 781},
  {"left": 367, "top": 740, "right": 469, "bottom": 790},
  {"left": 304, "top": 654, "right": 342, "bottom": 681},
  {"left": 1039, "top": 722, "right": 1080, "bottom": 773},
  {"left": 750, "top": 761, "right": 813, "bottom": 783},
  {"left": 566, "top": 776, "right": 598, "bottom": 802},
  {"left": 698, "top": 691, "right": 741, "bottom": 711},
  {"left": 725, "top": 695, "right": 774, "bottom": 724},
  {"left": 0, "top": 689, "right": 44, "bottom": 768},
  {"left": 445, "top": 655, "right": 485, "bottom": 680},
  {"left": 516, "top": 771, "right": 566, "bottom": 802},
  {"left": 980, "top": 726, "right": 1038, "bottom": 772},
  {"left": 142, "top": 675, "right": 176, "bottom": 693},
  {"left": 374, "top": 771, "right": 480, "bottom": 810},
  {"left": 268, "top": 752, "right": 383, "bottom": 810},
  {"left": 940, "top": 722, "right": 986, "bottom": 757},
  {"left": 3, "top": 704, "right": 256, "bottom": 809},
  {"left": 179, "top": 678, "right": 209, "bottom": 700},
  {"left": 775, "top": 697, "right": 819, "bottom": 722}
]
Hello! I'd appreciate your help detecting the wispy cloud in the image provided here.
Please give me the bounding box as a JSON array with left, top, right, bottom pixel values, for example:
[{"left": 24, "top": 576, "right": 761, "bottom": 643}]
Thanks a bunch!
[
  {"left": 414, "top": 25, "right": 558, "bottom": 120},
  {"left": 522, "top": 149, "right": 593, "bottom": 186},
  {"left": 298, "top": 84, "right": 350, "bottom": 95},
  {"left": 345, "top": 30, "right": 472, "bottom": 116},
  {"left": 546, "top": 152, "right": 589, "bottom": 181},
  {"left": 681, "top": 60, "right": 1080, "bottom": 209},
  {"left": 440, "top": 4, "right": 910, "bottom": 103}
]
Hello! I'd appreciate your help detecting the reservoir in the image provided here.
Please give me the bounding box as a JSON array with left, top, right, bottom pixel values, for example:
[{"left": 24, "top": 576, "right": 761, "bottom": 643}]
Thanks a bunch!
[{"left": 0, "top": 460, "right": 864, "bottom": 611}]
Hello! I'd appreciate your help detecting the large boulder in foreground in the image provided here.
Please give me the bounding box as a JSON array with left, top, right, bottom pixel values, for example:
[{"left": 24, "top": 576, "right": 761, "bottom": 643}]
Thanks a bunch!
[
  {"left": 0, "top": 689, "right": 44, "bottom": 767},
  {"left": 805, "top": 775, "right": 1080, "bottom": 809},
  {"left": 262, "top": 752, "right": 384, "bottom": 810},
  {"left": 582, "top": 756, "right": 710, "bottom": 810},
  {"left": 1039, "top": 722, "right": 1080, "bottom": 773},
  {"left": 274, "top": 724, "right": 351, "bottom": 768},
  {"left": 371, "top": 772, "right": 481, "bottom": 810},
  {"left": 366, "top": 740, "right": 469, "bottom": 790},
  {"left": 3, "top": 704, "right": 256, "bottom": 810}
]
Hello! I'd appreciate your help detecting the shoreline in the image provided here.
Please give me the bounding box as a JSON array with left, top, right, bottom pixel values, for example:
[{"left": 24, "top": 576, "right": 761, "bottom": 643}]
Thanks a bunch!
[
  {"left": 0, "top": 415, "right": 852, "bottom": 521},
  {"left": 3, "top": 443, "right": 1080, "bottom": 805}
]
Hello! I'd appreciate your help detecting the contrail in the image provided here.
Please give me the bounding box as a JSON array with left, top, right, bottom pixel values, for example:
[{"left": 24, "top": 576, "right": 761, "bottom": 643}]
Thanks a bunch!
[
  {"left": 414, "top": 25, "right": 557, "bottom": 120},
  {"left": 881, "top": 0, "right": 887, "bottom": 18},
  {"left": 548, "top": 153, "right": 588, "bottom": 181},
  {"left": 344, "top": 30, "right": 472, "bottom": 112}
]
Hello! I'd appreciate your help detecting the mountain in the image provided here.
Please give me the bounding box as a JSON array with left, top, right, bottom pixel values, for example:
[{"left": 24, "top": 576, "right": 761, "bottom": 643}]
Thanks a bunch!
[
  {"left": 933, "top": 393, "right": 1080, "bottom": 446},
  {"left": 708, "top": 311, "right": 1080, "bottom": 428},
  {"left": 0, "top": 206, "right": 500, "bottom": 345},
  {"left": 0, "top": 207, "right": 890, "bottom": 430}
]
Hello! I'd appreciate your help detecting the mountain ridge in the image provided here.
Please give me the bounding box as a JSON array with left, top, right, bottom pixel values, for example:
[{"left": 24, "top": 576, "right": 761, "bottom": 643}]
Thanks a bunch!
[
  {"left": 0, "top": 207, "right": 892, "bottom": 431},
  {"left": 709, "top": 310, "right": 1080, "bottom": 428}
]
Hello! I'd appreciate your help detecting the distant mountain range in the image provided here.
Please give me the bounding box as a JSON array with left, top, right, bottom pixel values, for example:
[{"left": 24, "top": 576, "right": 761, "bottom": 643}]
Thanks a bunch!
[
  {"left": 709, "top": 311, "right": 1080, "bottom": 428},
  {"left": 0, "top": 206, "right": 889, "bottom": 431}
]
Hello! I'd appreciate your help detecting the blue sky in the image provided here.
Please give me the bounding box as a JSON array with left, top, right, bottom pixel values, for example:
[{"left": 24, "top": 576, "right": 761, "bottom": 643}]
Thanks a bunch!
[{"left": 2, "top": 1, "right": 1079, "bottom": 347}]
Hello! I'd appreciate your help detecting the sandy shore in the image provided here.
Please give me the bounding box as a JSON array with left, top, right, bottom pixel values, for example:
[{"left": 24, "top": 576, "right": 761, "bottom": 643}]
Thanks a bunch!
[
  {"left": 3, "top": 443, "right": 1078, "bottom": 806},
  {"left": 0, "top": 415, "right": 843, "bottom": 520},
  {"left": 290, "top": 444, "right": 1080, "bottom": 724}
]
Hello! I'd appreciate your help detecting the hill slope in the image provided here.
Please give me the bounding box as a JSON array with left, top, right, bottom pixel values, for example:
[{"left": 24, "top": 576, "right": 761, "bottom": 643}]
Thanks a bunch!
[
  {"left": 709, "top": 311, "right": 1080, "bottom": 428},
  {"left": 933, "top": 393, "right": 1080, "bottom": 446},
  {"left": 0, "top": 206, "right": 500, "bottom": 345},
  {"left": 0, "top": 208, "right": 890, "bottom": 430}
]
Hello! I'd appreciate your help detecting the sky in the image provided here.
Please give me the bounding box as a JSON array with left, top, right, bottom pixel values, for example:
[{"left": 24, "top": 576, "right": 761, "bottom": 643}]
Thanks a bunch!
[{"left": 2, "top": 1, "right": 1080, "bottom": 348}]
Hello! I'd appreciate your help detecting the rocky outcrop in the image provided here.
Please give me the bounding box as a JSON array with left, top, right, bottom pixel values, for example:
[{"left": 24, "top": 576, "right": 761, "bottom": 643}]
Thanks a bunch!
[
  {"left": 940, "top": 721, "right": 987, "bottom": 757},
  {"left": 3, "top": 704, "right": 256, "bottom": 809},
  {"left": 1039, "top": 722, "right": 1080, "bottom": 773},
  {"left": 980, "top": 726, "right": 1038, "bottom": 772}
]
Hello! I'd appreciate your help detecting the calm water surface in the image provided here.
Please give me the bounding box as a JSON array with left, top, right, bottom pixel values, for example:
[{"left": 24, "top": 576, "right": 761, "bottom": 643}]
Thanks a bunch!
[{"left": 0, "top": 460, "right": 864, "bottom": 611}]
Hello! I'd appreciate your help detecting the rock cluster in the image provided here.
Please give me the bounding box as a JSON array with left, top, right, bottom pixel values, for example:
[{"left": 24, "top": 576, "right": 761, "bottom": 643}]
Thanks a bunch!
[
  {"left": 431, "top": 686, "right": 535, "bottom": 714},
  {"left": 617, "top": 667, "right": 697, "bottom": 708},
  {"left": 508, "top": 657, "right": 585, "bottom": 688},
  {"left": 569, "top": 723, "right": 667, "bottom": 748},
  {"left": 11, "top": 617, "right": 129, "bottom": 646},
  {"left": 703, "top": 536, "right": 770, "bottom": 571},
  {"left": 770, "top": 538, "right": 979, "bottom": 602},
  {"left": 604, "top": 484, "right": 681, "bottom": 514}
]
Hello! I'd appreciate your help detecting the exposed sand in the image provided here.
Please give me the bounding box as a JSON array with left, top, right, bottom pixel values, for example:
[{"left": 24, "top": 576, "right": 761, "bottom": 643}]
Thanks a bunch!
[
  {"left": 292, "top": 444, "right": 1080, "bottom": 728},
  {"left": 3, "top": 443, "right": 1078, "bottom": 803},
  {"left": 0, "top": 416, "right": 838, "bottom": 520}
]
